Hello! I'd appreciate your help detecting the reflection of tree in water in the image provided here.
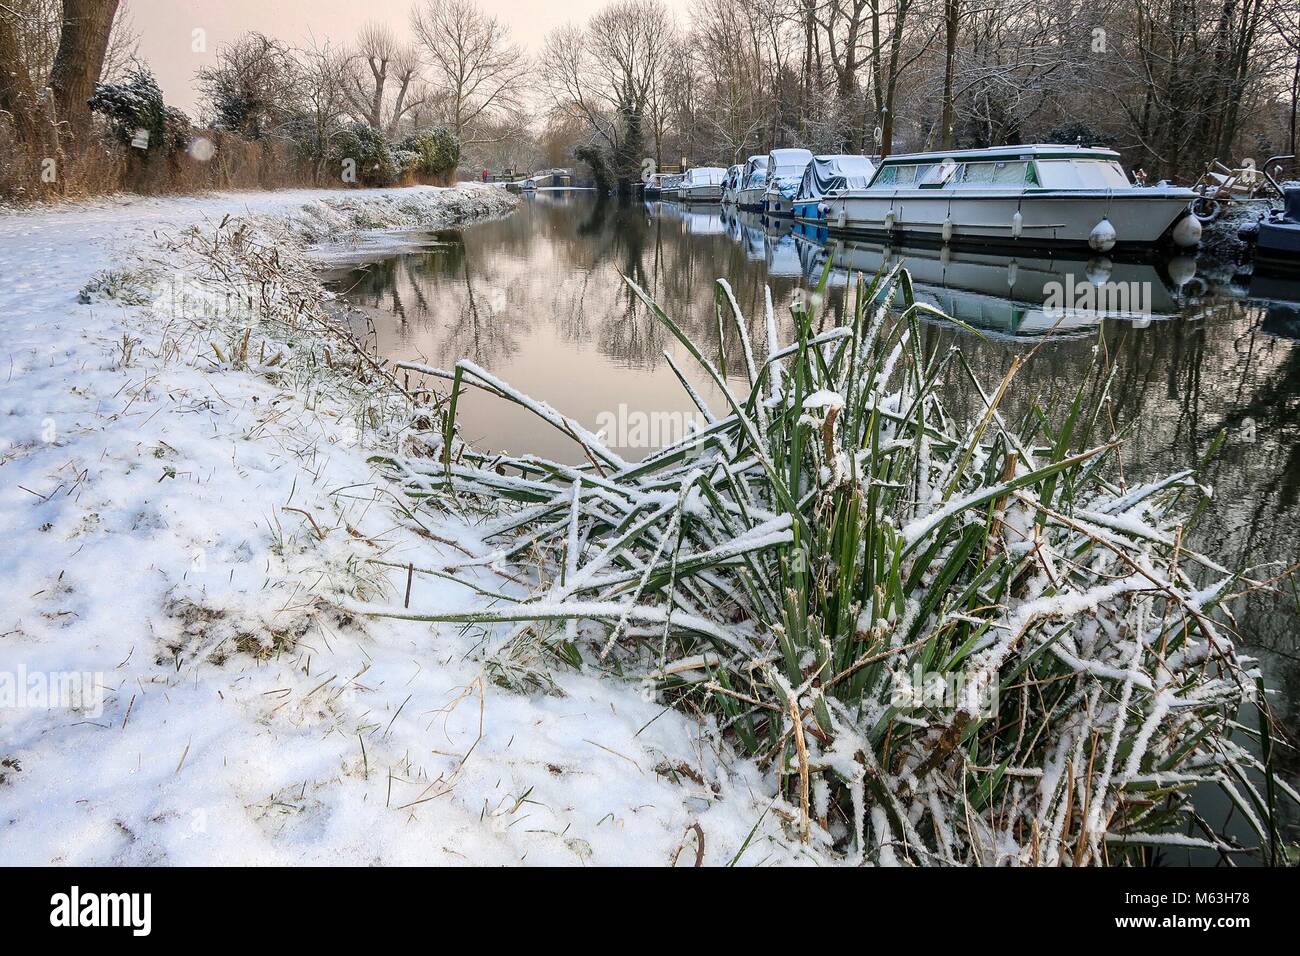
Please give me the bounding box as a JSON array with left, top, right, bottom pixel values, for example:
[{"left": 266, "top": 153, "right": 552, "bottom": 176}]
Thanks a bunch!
[{"left": 934, "top": 307, "right": 1298, "bottom": 586}]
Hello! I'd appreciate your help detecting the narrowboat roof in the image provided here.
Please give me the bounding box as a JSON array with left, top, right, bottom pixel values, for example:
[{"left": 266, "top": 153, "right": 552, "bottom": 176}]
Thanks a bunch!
[{"left": 877, "top": 144, "right": 1121, "bottom": 164}]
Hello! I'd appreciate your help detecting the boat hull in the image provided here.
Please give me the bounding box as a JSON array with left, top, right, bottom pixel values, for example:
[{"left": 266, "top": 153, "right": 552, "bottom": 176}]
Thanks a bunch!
[
  {"left": 793, "top": 199, "right": 825, "bottom": 223},
  {"left": 823, "top": 188, "right": 1197, "bottom": 249},
  {"left": 738, "top": 187, "right": 766, "bottom": 211},
  {"left": 681, "top": 184, "right": 723, "bottom": 203},
  {"left": 763, "top": 192, "right": 795, "bottom": 217}
]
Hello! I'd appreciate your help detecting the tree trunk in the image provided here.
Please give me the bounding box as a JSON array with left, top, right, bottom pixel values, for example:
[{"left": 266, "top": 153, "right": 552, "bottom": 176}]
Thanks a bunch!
[
  {"left": 1291, "top": 51, "right": 1299, "bottom": 160},
  {"left": 49, "top": 0, "right": 121, "bottom": 143},
  {"left": 940, "top": 0, "right": 958, "bottom": 149}
]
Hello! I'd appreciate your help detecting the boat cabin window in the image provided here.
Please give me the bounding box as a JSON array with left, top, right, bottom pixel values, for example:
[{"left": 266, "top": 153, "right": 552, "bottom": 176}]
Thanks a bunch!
[
  {"left": 919, "top": 159, "right": 960, "bottom": 187},
  {"left": 872, "top": 163, "right": 934, "bottom": 187},
  {"left": 957, "top": 160, "right": 1031, "bottom": 186},
  {"left": 1035, "top": 159, "right": 1131, "bottom": 189}
]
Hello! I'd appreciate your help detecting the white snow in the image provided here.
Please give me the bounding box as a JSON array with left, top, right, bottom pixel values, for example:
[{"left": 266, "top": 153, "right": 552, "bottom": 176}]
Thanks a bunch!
[{"left": 0, "top": 187, "right": 812, "bottom": 865}]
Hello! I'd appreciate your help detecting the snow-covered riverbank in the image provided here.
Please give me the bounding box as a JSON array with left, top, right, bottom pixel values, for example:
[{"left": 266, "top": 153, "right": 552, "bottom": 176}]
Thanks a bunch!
[{"left": 0, "top": 186, "right": 807, "bottom": 866}]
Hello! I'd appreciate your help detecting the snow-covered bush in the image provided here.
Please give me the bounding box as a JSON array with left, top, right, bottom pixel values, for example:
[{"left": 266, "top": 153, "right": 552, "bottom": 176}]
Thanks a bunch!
[
  {"left": 398, "top": 127, "right": 460, "bottom": 182},
  {"left": 89, "top": 66, "right": 191, "bottom": 155},
  {"left": 330, "top": 121, "right": 398, "bottom": 187},
  {"left": 363, "top": 268, "right": 1296, "bottom": 865}
]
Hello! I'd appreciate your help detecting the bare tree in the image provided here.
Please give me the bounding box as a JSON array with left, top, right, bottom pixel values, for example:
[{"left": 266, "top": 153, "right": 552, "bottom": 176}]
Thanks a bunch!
[
  {"left": 342, "top": 22, "right": 425, "bottom": 134},
  {"left": 540, "top": 0, "right": 676, "bottom": 184},
  {"left": 298, "top": 37, "right": 350, "bottom": 181},
  {"left": 1, "top": 0, "right": 122, "bottom": 145},
  {"left": 197, "top": 32, "right": 303, "bottom": 140},
  {"left": 410, "top": 0, "right": 529, "bottom": 146},
  {"left": 868, "top": 0, "right": 942, "bottom": 156}
]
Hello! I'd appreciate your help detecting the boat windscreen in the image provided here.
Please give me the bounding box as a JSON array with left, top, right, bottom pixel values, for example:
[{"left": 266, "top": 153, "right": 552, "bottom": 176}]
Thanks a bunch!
[
  {"left": 957, "top": 161, "right": 1030, "bottom": 186},
  {"left": 1035, "top": 159, "right": 1132, "bottom": 189}
]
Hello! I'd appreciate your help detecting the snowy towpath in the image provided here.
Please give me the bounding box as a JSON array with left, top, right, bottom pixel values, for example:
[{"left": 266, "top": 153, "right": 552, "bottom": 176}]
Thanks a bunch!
[{"left": 0, "top": 187, "right": 803, "bottom": 865}]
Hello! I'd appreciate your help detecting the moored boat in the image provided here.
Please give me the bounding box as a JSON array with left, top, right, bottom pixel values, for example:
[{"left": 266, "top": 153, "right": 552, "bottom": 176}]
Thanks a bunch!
[
  {"left": 680, "top": 166, "right": 727, "bottom": 203},
  {"left": 1239, "top": 185, "right": 1300, "bottom": 271},
  {"left": 761, "top": 148, "right": 813, "bottom": 218},
  {"left": 644, "top": 172, "right": 669, "bottom": 196},
  {"left": 737, "top": 155, "right": 769, "bottom": 210},
  {"left": 721, "top": 164, "right": 743, "bottom": 205},
  {"left": 792, "top": 154, "right": 877, "bottom": 222},
  {"left": 822, "top": 145, "right": 1202, "bottom": 252},
  {"left": 659, "top": 173, "right": 686, "bottom": 200}
]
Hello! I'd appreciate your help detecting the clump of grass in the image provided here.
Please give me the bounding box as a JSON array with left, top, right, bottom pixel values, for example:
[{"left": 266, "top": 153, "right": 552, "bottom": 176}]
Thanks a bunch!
[{"left": 362, "top": 267, "right": 1296, "bottom": 865}]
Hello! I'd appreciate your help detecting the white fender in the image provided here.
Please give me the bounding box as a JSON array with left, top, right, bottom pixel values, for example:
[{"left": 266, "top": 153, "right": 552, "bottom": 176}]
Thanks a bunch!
[
  {"left": 1171, "top": 214, "right": 1202, "bottom": 248},
  {"left": 1088, "top": 218, "right": 1117, "bottom": 253}
]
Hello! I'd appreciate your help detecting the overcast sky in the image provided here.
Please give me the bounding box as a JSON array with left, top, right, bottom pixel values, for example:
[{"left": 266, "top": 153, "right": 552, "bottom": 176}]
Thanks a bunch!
[{"left": 131, "top": 0, "right": 694, "bottom": 115}]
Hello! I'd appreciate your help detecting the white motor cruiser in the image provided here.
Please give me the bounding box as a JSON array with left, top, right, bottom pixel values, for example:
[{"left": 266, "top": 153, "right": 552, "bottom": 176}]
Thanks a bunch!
[
  {"left": 821, "top": 145, "right": 1202, "bottom": 251},
  {"left": 721, "top": 164, "right": 743, "bottom": 205},
  {"left": 761, "top": 148, "right": 813, "bottom": 218},
  {"left": 737, "top": 155, "right": 769, "bottom": 211},
  {"left": 659, "top": 173, "right": 685, "bottom": 200},
  {"left": 679, "top": 166, "right": 727, "bottom": 203}
]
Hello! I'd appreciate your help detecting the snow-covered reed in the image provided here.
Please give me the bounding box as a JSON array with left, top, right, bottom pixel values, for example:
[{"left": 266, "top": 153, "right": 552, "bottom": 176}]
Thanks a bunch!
[{"left": 364, "top": 267, "right": 1295, "bottom": 865}]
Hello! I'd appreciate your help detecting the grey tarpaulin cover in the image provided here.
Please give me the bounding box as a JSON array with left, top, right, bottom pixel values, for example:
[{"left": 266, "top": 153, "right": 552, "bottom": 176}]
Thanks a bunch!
[{"left": 795, "top": 155, "right": 878, "bottom": 200}]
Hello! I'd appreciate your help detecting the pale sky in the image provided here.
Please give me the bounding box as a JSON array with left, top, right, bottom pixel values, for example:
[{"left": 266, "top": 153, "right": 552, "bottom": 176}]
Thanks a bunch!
[{"left": 130, "top": 0, "right": 694, "bottom": 115}]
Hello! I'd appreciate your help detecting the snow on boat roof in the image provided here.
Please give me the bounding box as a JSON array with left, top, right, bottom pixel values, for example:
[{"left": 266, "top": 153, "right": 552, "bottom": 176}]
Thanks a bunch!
[
  {"left": 812, "top": 154, "right": 876, "bottom": 175},
  {"left": 878, "top": 144, "right": 1122, "bottom": 164},
  {"left": 684, "top": 167, "right": 727, "bottom": 184},
  {"left": 768, "top": 148, "right": 814, "bottom": 165}
]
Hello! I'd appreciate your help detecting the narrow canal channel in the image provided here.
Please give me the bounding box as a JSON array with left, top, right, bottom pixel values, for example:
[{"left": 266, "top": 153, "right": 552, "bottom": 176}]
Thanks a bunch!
[{"left": 325, "top": 190, "right": 1300, "bottom": 858}]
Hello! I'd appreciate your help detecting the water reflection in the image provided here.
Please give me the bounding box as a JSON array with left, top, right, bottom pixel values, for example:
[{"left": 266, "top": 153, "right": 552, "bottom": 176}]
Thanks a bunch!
[{"left": 326, "top": 192, "right": 1299, "bottom": 855}]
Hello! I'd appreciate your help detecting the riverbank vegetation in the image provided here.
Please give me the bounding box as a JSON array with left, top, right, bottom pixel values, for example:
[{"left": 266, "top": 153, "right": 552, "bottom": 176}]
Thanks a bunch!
[
  {"left": 0, "top": 2, "right": 484, "bottom": 202},
  {"left": 356, "top": 268, "right": 1297, "bottom": 863},
  {"left": 7, "top": 1, "right": 1297, "bottom": 202}
]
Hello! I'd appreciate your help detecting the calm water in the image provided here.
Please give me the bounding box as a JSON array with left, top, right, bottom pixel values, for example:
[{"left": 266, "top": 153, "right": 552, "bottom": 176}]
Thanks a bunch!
[{"left": 326, "top": 191, "right": 1300, "bottom": 858}]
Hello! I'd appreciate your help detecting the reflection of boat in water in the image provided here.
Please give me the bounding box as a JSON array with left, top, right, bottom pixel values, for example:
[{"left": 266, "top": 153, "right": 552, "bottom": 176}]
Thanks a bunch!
[
  {"left": 728, "top": 210, "right": 768, "bottom": 261},
  {"left": 793, "top": 234, "right": 848, "bottom": 288},
  {"left": 646, "top": 199, "right": 685, "bottom": 222},
  {"left": 765, "top": 232, "right": 802, "bottom": 276},
  {"left": 1248, "top": 272, "right": 1300, "bottom": 339},
  {"left": 804, "top": 236, "right": 1193, "bottom": 337},
  {"left": 678, "top": 206, "right": 725, "bottom": 235},
  {"left": 792, "top": 219, "right": 830, "bottom": 243},
  {"left": 761, "top": 214, "right": 794, "bottom": 238}
]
